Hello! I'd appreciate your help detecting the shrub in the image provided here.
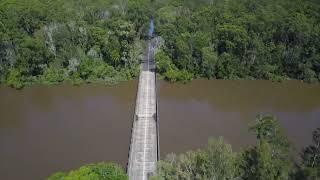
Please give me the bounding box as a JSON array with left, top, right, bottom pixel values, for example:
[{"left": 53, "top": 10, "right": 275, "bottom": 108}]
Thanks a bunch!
[
  {"left": 5, "top": 68, "right": 25, "bottom": 89},
  {"left": 48, "top": 163, "right": 128, "bottom": 180},
  {"left": 40, "top": 66, "right": 65, "bottom": 85}
]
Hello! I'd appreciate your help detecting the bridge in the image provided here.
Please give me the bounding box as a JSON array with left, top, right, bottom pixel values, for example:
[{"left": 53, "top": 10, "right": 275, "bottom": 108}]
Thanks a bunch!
[{"left": 127, "top": 38, "right": 159, "bottom": 180}]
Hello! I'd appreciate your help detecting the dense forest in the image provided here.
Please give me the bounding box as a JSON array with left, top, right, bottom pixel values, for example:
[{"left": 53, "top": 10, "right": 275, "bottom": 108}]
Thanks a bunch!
[
  {"left": 1, "top": 0, "right": 320, "bottom": 88},
  {"left": 154, "top": 0, "right": 320, "bottom": 83},
  {"left": 48, "top": 115, "right": 320, "bottom": 180},
  {"left": 0, "top": 0, "right": 152, "bottom": 88}
]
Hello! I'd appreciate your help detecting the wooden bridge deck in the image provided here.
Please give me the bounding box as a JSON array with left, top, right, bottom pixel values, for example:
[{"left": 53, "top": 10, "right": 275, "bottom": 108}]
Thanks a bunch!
[{"left": 127, "top": 41, "right": 158, "bottom": 180}]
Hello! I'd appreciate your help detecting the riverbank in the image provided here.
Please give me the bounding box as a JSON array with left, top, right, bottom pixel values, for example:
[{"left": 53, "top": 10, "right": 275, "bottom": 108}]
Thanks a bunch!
[
  {"left": 3, "top": 64, "right": 140, "bottom": 89},
  {"left": 2, "top": 68, "right": 319, "bottom": 90}
]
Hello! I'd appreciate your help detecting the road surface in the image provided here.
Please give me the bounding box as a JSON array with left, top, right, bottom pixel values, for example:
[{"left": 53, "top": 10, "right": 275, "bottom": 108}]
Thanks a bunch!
[{"left": 128, "top": 40, "right": 158, "bottom": 180}]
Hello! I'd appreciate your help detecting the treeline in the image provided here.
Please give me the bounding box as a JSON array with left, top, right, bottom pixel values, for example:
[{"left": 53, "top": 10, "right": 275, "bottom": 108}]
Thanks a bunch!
[
  {"left": 2, "top": 0, "right": 319, "bottom": 88},
  {"left": 0, "top": 0, "right": 152, "bottom": 88},
  {"left": 153, "top": 115, "right": 320, "bottom": 180},
  {"left": 154, "top": 0, "right": 320, "bottom": 83}
]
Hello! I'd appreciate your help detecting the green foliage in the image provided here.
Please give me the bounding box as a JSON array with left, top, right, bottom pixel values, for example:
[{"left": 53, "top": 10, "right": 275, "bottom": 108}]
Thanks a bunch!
[
  {"left": 155, "top": 137, "right": 237, "bottom": 180},
  {"left": 217, "top": 24, "right": 249, "bottom": 57},
  {"left": 48, "top": 163, "right": 128, "bottom": 180},
  {"left": 156, "top": 50, "right": 193, "bottom": 83},
  {"left": 18, "top": 7, "right": 48, "bottom": 35},
  {"left": 79, "top": 58, "right": 118, "bottom": 83},
  {"left": 0, "top": 0, "right": 148, "bottom": 89},
  {"left": 18, "top": 36, "right": 52, "bottom": 76},
  {"left": 201, "top": 47, "right": 218, "bottom": 78},
  {"left": 203, "top": 138, "right": 238, "bottom": 179},
  {"left": 164, "top": 69, "right": 193, "bottom": 83},
  {"left": 40, "top": 66, "right": 65, "bottom": 85},
  {"left": 255, "top": 141, "right": 278, "bottom": 180},
  {"left": 156, "top": 6, "right": 177, "bottom": 24},
  {"left": 5, "top": 68, "right": 25, "bottom": 89},
  {"left": 250, "top": 115, "right": 289, "bottom": 146},
  {"left": 68, "top": 72, "right": 83, "bottom": 86},
  {"left": 127, "top": 0, "right": 152, "bottom": 34},
  {"left": 215, "top": 53, "right": 240, "bottom": 79},
  {"left": 155, "top": 0, "right": 320, "bottom": 83},
  {"left": 156, "top": 50, "right": 173, "bottom": 74},
  {"left": 2, "top": 0, "right": 320, "bottom": 86},
  {"left": 239, "top": 115, "right": 294, "bottom": 180},
  {"left": 299, "top": 128, "right": 320, "bottom": 179}
]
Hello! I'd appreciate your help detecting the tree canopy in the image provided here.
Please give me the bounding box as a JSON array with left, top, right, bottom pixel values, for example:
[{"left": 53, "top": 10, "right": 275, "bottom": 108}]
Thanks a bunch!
[
  {"left": 153, "top": 0, "right": 320, "bottom": 83},
  {"left": 0, "top": 0, "right": 151, "bottom": 88},
  {"left": 1, "top": 0, "right": 319, "bottom": 87},
  {"left": 48, "top": 163, "right": 128, "bottom": 180}
]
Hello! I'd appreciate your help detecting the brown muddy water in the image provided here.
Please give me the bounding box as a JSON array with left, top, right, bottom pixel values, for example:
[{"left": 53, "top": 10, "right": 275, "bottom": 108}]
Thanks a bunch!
[{"left": 0, "top": 80, "right": 319, "bottom": 180}]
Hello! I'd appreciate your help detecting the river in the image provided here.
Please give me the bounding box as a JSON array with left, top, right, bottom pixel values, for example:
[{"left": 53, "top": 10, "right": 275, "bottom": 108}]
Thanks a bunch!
[{"left": 0, "top": 80, "right": 319, "bottom": 179}]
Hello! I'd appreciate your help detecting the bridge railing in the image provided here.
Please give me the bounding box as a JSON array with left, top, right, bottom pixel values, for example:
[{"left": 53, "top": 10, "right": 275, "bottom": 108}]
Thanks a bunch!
[
  {"left": 126, "top": 64, "right": 143, "bottom": 175},
  {"left": 154, "top": 40, "right": 160, "bottom": 176}
]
